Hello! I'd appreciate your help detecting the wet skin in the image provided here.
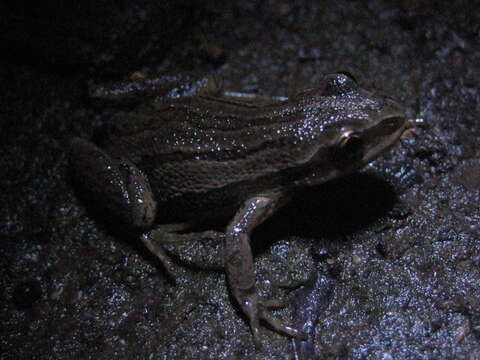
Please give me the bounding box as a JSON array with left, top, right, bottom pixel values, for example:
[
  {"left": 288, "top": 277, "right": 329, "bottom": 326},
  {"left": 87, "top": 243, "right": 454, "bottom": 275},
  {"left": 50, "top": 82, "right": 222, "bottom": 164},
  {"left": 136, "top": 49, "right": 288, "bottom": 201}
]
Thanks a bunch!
[{"left": 70, "top": 73, "right": 406, "bottom": 345}]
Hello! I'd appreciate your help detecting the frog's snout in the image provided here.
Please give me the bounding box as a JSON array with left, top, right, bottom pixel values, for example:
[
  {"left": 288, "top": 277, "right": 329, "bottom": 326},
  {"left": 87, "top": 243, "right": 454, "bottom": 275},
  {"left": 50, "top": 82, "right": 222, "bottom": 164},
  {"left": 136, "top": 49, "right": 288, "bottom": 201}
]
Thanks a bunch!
[{"left": 383, "top": 96, "right": 406, "bottom": 118}]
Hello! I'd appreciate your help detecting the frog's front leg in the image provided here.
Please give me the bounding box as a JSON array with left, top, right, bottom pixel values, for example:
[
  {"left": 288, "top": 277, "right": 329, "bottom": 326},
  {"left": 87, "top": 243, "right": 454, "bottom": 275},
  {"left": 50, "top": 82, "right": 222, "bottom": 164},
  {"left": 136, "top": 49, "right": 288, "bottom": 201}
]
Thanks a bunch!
[{"left": 225, "top": 196, "right": 306, "bottom": 344}]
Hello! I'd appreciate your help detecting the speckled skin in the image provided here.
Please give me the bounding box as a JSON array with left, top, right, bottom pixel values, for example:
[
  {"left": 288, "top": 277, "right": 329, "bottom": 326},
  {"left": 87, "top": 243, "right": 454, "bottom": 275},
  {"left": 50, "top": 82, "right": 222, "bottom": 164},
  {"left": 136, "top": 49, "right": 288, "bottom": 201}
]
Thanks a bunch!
[{"left": 70, "top": 73, "right": 406, "bottom": 344}]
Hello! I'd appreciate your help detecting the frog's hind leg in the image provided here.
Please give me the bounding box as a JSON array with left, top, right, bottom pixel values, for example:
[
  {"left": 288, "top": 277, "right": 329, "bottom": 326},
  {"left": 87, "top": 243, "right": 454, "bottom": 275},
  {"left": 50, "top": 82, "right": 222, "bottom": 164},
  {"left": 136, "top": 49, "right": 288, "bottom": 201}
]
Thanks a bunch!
[
  {"left": 141, "top": 226, "right": 225, "bottom": 278},
  {"left": 141, "top": 230, "right": 179, "bottom": 279},
  {"left": 70, "top": 137, "right": 156, "bottom": 229},
  {"left": 89, "top": 73, "right": 223, "bottom": 105}
]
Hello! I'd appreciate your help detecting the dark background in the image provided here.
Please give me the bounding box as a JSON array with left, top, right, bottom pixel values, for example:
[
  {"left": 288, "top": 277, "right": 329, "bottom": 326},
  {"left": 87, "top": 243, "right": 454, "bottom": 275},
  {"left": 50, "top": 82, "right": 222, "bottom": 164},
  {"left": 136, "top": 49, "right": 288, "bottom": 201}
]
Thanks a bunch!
[{"left": 1, "top": 1, "right": 479, "bottom": 359}]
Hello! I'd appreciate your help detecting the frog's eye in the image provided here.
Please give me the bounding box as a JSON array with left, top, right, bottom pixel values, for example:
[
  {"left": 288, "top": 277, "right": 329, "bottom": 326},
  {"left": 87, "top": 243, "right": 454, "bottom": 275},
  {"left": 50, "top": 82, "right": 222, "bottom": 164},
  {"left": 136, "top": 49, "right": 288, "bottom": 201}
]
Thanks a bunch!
[
  {"left": 332, "top": 130, "right": 364, "bottom": 165},
  {"left": 319, "top": 73, "right": 357, "bottom": 96},
  {"left": 336, "top": 71, "right": 357, "bottom": 83},
  {"left": 338, "top": 130, "right": 362, "bottom": 150}
]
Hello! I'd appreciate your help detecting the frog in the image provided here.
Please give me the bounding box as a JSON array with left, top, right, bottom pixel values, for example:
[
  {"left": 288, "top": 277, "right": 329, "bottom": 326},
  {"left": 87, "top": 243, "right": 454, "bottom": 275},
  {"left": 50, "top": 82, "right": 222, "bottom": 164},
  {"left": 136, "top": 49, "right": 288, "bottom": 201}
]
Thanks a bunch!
[{"left": 70, "top": 72, "right": 406, "bottom": 345}]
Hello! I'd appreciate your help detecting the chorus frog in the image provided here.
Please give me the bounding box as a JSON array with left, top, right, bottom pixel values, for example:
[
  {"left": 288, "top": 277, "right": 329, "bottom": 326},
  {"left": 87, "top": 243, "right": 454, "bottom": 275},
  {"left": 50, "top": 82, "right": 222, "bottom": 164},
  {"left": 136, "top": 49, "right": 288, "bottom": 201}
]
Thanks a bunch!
[{"left": 71, "top": 72, "right": 406, "bottom": 344}]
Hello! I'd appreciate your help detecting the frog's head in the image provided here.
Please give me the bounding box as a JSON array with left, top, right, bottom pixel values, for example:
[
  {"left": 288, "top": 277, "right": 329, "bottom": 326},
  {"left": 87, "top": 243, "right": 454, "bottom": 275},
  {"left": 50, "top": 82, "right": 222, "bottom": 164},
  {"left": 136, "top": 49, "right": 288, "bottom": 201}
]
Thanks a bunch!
[{"left": 298, "top": 72, "right": 407, "bottom": 184}]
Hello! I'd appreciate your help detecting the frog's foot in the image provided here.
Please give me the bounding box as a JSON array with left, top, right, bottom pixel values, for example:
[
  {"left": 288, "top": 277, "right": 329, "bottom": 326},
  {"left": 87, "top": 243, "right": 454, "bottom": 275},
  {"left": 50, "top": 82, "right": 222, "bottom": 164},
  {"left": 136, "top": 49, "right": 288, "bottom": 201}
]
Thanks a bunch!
[
  {"left": 141, "top": 232, "right": 179, "bottom": 280},
  {"left": 239, "top": 291, "right": 306, "bottom": 347},
  {"left": 141, "top": 226, "right": 225, "bottom": 277}
]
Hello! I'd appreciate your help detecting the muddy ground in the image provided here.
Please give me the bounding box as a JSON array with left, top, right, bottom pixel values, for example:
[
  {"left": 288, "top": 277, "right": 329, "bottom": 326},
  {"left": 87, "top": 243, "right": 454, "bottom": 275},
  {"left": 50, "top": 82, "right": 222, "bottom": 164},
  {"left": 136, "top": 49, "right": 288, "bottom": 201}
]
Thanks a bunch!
[{"left": 1, "top": 1, "right": 479, "bottom": 359}]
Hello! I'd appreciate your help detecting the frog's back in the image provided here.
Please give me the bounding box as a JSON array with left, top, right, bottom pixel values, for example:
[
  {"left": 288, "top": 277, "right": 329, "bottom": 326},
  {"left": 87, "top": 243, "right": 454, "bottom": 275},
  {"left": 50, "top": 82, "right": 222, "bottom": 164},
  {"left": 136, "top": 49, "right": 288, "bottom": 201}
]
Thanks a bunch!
[
  {"left": 106, "top": 95, "right": 320, "bottom": 158},
  {"left": 103, "top": 95, "right": 326, "bottom": 221}
]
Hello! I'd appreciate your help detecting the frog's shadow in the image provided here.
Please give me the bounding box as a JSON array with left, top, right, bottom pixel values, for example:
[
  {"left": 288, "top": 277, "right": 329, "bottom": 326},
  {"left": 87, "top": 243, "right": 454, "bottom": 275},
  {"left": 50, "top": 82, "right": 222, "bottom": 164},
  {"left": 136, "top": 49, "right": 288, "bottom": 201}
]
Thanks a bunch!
[{"left": 252, "top": 171, "right": 398, "bottom": 254}]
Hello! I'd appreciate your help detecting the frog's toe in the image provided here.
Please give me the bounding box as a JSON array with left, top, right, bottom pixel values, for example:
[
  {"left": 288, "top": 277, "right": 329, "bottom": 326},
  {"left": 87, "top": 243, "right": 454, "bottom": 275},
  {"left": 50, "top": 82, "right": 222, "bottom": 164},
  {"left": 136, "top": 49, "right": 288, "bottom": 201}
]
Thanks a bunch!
[
  {"left": 258, "top": 302, "right": 307, "bottom": 340},
  {"left": 249, "top": 318, "right": 262, "bottom": 348},
  {"left": 140, "top": 233, "right": 178, "bottom": 281},
  {"left": 261, "top": 298, "right": 288, "bottom": 309},
  {"left": 243, "top": 297, "right": 306, "bottom": 343}
]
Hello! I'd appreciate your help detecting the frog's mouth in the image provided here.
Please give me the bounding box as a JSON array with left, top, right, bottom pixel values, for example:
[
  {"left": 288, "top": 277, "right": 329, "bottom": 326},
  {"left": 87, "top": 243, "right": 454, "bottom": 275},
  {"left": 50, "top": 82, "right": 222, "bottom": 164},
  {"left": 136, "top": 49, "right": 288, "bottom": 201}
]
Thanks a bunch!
[
  {"left": 361, "top": 115, "right": 407, "bottom": 165},
  {"left": 329, "top": 114, "right": 407, "bottom": 175}
]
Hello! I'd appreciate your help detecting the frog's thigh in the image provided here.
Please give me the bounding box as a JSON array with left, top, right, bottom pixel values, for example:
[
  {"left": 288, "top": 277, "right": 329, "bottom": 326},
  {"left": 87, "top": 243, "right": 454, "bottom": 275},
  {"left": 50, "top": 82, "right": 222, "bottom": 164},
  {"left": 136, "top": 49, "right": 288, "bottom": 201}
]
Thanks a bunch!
[
  {"left": 225, "top": 196, "right": 305, "bottom": 344},
  {"left": 70, "top": 137, "right": 156, "bottom": 229}
]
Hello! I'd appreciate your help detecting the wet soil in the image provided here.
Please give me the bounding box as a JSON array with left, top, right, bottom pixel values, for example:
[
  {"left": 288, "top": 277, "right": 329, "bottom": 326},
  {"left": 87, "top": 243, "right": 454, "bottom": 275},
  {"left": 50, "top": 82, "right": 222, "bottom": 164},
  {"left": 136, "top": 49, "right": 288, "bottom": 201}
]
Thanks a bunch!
[{"left": 1, "top": 1, "right": 479, "bottom": 359}]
